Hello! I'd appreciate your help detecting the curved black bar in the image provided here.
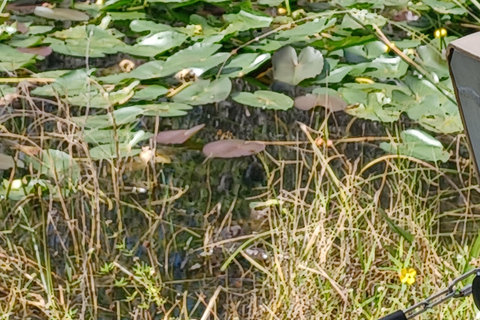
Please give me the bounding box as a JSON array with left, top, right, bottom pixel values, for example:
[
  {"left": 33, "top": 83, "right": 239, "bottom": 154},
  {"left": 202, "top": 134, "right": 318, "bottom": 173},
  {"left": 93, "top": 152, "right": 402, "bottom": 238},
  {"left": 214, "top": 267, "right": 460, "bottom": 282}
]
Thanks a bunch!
[
  {"left": 378, "top": 310, "right": 408, "bottom": 320},
  {"left": 473, "top": 275, "right": 480, "bottom": 310}
]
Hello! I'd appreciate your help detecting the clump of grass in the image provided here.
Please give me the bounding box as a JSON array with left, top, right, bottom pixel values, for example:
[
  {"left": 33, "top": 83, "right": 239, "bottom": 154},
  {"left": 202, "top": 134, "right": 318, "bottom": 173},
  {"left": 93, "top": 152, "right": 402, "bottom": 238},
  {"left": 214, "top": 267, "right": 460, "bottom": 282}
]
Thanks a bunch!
[{"left": 233, "top": 124, "right": 480, "bottom": 320}]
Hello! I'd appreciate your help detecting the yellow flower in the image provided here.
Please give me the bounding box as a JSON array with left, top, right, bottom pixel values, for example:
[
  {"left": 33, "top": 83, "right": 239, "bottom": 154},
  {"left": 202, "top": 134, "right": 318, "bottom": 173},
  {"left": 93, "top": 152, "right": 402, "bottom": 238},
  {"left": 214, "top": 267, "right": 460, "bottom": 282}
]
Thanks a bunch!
[
  {"left": 399, "top": 268, "right": 417, "bottom": 285},
  {"left": 384, "top": 42, "right": 396, "bottom": 53},
  {"left": 277, "top": 7, "right": 287, "bottom": 15},
  {"left": 194, "top": 24, "right": 203, "bottom": 34},
  {"left": 434, "top": 28, "right": 447, "bottom": 38}
]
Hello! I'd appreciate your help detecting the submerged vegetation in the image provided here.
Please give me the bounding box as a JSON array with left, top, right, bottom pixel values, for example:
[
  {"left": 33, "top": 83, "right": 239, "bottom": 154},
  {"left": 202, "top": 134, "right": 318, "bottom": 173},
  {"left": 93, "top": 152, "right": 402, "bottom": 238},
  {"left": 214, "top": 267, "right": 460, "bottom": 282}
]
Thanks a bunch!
[{"left": 1, "top": 0, "right": 480, "bottom": 319}]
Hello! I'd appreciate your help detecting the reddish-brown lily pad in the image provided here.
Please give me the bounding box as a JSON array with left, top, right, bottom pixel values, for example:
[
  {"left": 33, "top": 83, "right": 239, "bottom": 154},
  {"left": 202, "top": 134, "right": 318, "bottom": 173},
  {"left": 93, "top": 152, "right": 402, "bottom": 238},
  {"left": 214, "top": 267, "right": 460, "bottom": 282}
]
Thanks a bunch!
[
  {"left": 294, "top": 91, "right": 347, "bottom": 112},
  {"left": 203, "top": 139, "right": 265, "bottom": 158},
  {"left": 17, "top": 46, "right": 52, "bottom": 56},
  {"left": 156, "top": 124, "right": 205, "bottom": 144}
]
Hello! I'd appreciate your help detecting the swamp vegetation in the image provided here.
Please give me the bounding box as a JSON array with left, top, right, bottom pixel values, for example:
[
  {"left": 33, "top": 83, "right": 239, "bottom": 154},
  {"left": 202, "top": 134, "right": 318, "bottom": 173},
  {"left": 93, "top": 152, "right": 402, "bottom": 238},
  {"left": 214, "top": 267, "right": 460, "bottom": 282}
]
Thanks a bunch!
[{"left": 1, "top": 0, "right": 480, "bottom": 319}]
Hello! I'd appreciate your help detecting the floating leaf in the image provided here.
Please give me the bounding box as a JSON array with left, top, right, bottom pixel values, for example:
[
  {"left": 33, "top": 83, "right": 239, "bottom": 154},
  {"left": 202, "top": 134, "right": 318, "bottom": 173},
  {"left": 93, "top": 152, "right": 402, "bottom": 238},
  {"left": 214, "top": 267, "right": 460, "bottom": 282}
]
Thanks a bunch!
[
  {"left": 294, "top": 94, "right": 318, "bottom": 111},
  {"left": 119, "top": 31, "right": 188, "bottom": 57},
  {"left": 132, "top": 85, "right": 168, "bottom": 100},
  {"left": 0, "top": 153, "right": 17, "bottom": 170},
  {"left": 32, "top": 69, "right": 91, "bottom": 97},
  {"left": 294, "top": 89, "right": 347, "bottom": 111},
  {"left": 100, "top": 43, "right": 228, "bottom": 83},
  {"left": 17, "top": 46, "right": 52, "bottom": 56},
  {"left": 130, "top": 20, "right": 174, "bottom": 33},
  {"left": 72, "top": 107, "right": 142, "bottom": 129},
  {"left": 223, "top": 10, "right": 273, "bottom": 34},
  {"left": 89, "top": 143, "right": 141, "bottom": 160},
  {"left": 46, "top": 25, "right": 127, "bottom": 58},
  {"left": 222, "top": 53, "right": 271, "bottom": 78},
  {"left": 415, "top": 45, "right": 449, "bottom": 79},
  {"left": 83, "top": 128, "right": 153, "bottom": 145},
  {"left": 0, "top": 43, "right": 36, "bottom": 71},
  {"left": 232, "top": 91, "right": 293, "bottom": 110},
  {"left": 276, "top": 17, "right": 336, "bottom": 39},
  {"left": 203, "top": 139, "right": 265, "bottom": 158},
  {"left": 348, "top": 56, "right": 409, "bottom": 79},
  {"left": 422, "top": 0, "right": 467, "bottom": 14},
  {"left": 28, "top": 149, "right": 81, "bottom": 183},
  {"left": 272, "top": 46, "right": 324, "bottom": 85},
  {"left": 132, "top": 103, "right": 193, "bottom": 117},
  {"left": 156, "top": 124, "right": 205, "bottom": 144},
  {"left": 34, "top": 7, "right": 89, "bottom": 21},
  {"left": 173, "top": 78, "right": 232, "bottom": 105},
  {"left": 109, "top": 11, "right": 146, "bottom": 20},
  {"left": 380, "top": 129, "right": 450, "bottom": 162}
]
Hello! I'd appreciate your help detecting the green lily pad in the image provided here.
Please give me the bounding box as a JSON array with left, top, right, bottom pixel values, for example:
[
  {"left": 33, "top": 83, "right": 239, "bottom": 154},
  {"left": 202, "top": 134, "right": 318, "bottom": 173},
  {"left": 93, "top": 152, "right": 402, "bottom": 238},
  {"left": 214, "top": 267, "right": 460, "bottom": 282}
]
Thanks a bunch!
[
  {"left": 89, "top": 143, "right": 141, "bottom": 160},
  {"left": 222, "top": 10, "right": 273, "bottom": 34},
  {"left": 222, "top": 53, "right": 271, "bottom": 78},
  {"left": 109, "top": 12, "right": 146, "bottom": 20},
  {"left": 272, "top": 46, "right": 324, "bottom": 85},
  {"left": 0, "top": 44, "right": 36, "bottom": 71},
  {"left": 72, "top": 107, "right": 142, "bottom": 129},
  {"left": 422, "top": 0, "right": 467, "bottom": 14},
  {"left": 46, "top": 25, "right": 128, "bottom": 58},
  {"left": 415, "top": 45, "right": 449, "bottom": 79},
  {"left": 34, "top": 7, "right": 89, "bottom": 21},
  {"left": 172, "top": 78, "right": 232, "bottom": 105},
  {"left": 132, "top": 85, "right": 169, "bottom": 100},
  {"left": 130, "top": 20, "right": 174, "bottom": 33},
  {"left": 28, "top": 149, "right": 81, "bottom": 184},
  {"left": 119, "top": 31, "right": 188, "bottom": 57},
  {"left": 232, "top": 91, "right": 293, "bottom": 110},
  {"left": 132, "top": 103, "right": 193, "bottom": 117},
  {"left": 100, "top": 42, "right": 228, "bottom": 83},
  {"left": 31, "top": 69, "right": 92, "bottom": 97},
  {"left": 275, "top": 17, "right": 336, "bottom": 39},
  {"left": 343, "top": 91, "right": 402, "bottom": 122},
  {"left": 380, "top": 129, "right": 450, "bottom": 162}
]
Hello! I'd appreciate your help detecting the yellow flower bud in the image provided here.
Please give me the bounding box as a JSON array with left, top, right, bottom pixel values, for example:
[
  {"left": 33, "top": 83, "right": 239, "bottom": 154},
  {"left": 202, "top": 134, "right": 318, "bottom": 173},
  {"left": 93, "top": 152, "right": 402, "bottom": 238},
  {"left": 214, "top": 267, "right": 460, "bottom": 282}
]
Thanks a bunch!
[
  {"left": 277, "top": 7, "right": 287, "bottom": 15},
  {"left": 355, "top": 77, "right": 375, "bottom": 84}
]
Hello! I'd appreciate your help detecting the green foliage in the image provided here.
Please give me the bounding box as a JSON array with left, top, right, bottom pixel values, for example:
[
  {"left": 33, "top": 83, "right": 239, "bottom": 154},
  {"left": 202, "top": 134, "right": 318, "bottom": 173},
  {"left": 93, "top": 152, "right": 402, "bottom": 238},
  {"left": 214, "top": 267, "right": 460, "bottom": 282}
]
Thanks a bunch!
[
  {"left": 380, "top": 129, "right": 450, "bottom": 162},
  {"left": 232, "top": 91, "right": 293, "bottom": 110}
]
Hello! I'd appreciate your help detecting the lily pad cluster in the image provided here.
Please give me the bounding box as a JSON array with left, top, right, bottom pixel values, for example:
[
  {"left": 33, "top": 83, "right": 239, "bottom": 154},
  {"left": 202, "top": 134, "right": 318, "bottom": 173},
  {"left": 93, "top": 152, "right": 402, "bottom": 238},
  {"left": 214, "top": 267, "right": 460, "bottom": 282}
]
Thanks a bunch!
[{"left": 0, "top": 0, "right": 469, "bottom": 164}]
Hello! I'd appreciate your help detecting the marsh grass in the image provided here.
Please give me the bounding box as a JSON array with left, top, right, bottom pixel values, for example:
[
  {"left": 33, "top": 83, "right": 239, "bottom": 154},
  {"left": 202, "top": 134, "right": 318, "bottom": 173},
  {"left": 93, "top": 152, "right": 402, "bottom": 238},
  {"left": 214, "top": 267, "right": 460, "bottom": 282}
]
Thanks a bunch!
[{"left": 2, "top": 90, "right": 480, "bottom": 320}]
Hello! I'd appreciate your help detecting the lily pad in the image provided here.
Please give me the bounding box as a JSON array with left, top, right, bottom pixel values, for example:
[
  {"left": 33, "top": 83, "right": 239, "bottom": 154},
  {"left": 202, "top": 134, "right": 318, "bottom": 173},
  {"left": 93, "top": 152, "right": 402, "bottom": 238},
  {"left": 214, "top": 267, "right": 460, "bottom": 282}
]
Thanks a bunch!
[
  {"left": 34, "top": 7, "right": 89, "bottom": 21},
  {"left": 156, "top": 124, "right": 205, "bottom": 144},
  {"left": 203, "top": 139, "right": 265, "bottom": 158},
  {"left": 295, "top": 88, "right": 347, "bottom": 111},
  {"left": 46, "top": 25, "right": 128, "bottom": 58},
  {"left": 380, "top": 129, "right": 450, "bottom": 162},
  {"left": 119, "top": 31, "right": 188, "bottom": 57},
  {"left": 132, "top": 85, "right": 168, "bottom": 100},
  {"left": 0, "top": 153, "right": 17, "bottom": 170},
  {"left": 28, "top": 149, "right": 81, "bottom": 184},
  {"left": 232, "top": 91, "right": 293, "bottom": 110},
  {"left": 132, "top": 103, "right": 193, "bottom": 117},
  {"left": 72, "top": 107, "right": 143, "bottom": 129},
  {"left": 222, "top": 53, "right": 271, "bottom": 78},
  {"left": 172, "top": 78, "right": 232, "bottom": 105},
  {"left": 82, "top": 128, "right": 153, "bottom": 145},
  {"left": 272, "top": 46, "right": 324, "bottom": 85},
  {"left": 89, "top": 143, "right": 141, "bottom": 160}
]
